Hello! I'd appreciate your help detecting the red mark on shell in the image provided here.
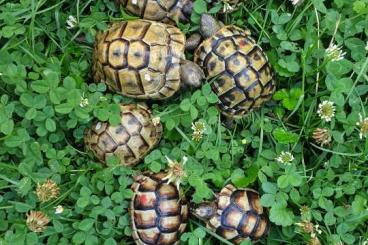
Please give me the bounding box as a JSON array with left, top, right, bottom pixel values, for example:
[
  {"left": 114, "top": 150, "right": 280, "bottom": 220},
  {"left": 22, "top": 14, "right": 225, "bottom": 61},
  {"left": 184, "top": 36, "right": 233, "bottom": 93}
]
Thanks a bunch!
[
  {"left": 239, "top": 40, "right": 247, "bottom": 48},
  {"left": 138, "top": 194, "right": 152, "bottom": 206}
]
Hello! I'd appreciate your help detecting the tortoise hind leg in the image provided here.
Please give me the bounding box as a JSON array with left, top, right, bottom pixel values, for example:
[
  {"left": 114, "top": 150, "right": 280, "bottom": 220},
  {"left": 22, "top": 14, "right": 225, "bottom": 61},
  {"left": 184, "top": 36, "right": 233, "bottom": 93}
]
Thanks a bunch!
[{"left": 222, "top": 116, "right": 236, "bottom": 129}]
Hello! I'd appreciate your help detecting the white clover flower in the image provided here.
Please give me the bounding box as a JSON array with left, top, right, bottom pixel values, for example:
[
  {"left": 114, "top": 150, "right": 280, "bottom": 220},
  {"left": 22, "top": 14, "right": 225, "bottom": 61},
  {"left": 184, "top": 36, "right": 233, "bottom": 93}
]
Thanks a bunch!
[
  {"left": 356, "top": 113, "right": 368, "bottom": 139},
  {"left": 314, "top": 224, "right": 322, "bottom": 235},
  {"left": 191, "top": 121, "right": 206, "bottom": 142},
  {"left": 317, "top": 101, "right": 335, "bottom": 122},
  {"left": 275, "top": 151, "right": 294, "bottom": 165},
  {"left": 163, "top": 156, "right": 188, "bottom": 190},
  {"left": 223, "top": 2, "right": 234, "bottom": 12},
  {"left": 152, "top": 117, "right": 161, "bottom": 126},
  {"left": 221, "top": 0, "right": 239, "bottom": 13},
  {"left": 80, "top": 94, "right": 89, "bottom": 108},
  {"left": 365, "top": 41, "right": 368, "bottom": 51},
  {"left": 66, "top": 15, "right": 78, "bottom": 29},
  {"left": 290, "top": 0, "right": 304, "bottom": 5},
  {"left": 55, "top": 205, "right": 64, "bottom": 214},
  {"left": 325, "top": 43, "right": 346, "bottom": 62}
]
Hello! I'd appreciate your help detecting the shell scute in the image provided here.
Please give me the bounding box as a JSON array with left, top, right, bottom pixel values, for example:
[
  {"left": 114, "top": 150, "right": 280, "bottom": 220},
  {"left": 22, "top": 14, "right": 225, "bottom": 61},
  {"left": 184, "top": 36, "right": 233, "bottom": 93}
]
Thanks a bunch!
[
  {"left": 134, "top": 192, "right": 157, "bottom": 210},
  {"left": 221, "top": 205, "right": 243, "bottom": 229},
  {"left": 213, "top": 37, "right": 237, "bottom": 59},
  {"left": 127, "top": 41, "right": 150, "bottom": 70},
  {"left": 216, "top": 226, "right": 238, "bottom": 240},
  {"left": 96, "top": 133, "right": 117, "bottom": 154},
  {"left": 134, "top": 210, "right": 157, "bottom": 229},
  {"left": 136, "top": 227, "right": 160, "bottom": 245},
  {"left": 104, "top": 23, "right": 125, "bottom": 42},
  {"left": 218, "top": 195, "right": 231, "bottom": 211},
  {"left": 156, "top": 232, "right": 178, "bottom": 245},
  {"left": 157, "top": 183, "right": 178, "bottom": 200},
  {"left": 107, "top": 39, "right": 129, "bottom": 68},
  {"left": 253, "top": 215, "right": 269, "bottom": 239},
  {"left": 238, "top": 212, "right": 258, "bottom": 236},
  {"left": 206, "top": 54, "right": 226, "bottom": 76},
  {"left": 108, "top": 125, "right": 130, "bottom": 145},
  {"left": 158, "top": 216, "right": 181, "bottom": 232},
  {"left": 157, "top": 199, "right": 181, "bottom": 216}
]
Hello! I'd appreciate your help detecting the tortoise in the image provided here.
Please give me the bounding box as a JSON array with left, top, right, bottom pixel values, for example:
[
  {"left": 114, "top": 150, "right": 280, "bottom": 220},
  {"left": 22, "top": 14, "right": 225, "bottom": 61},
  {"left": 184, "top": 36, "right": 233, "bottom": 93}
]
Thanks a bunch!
[
  {"left": 92, "top": 19, "right": 204, "bottom": 100},
  {"left": 192, "top": 14, "right": 276, "bottom": 119},
  {"left": 116, "top": 0, "right": 193, "bottom": 24},
  {"left": 84, "top": 104, "right": 162, "bottom": 166},
  {"left": 191, "top": 184, "right": 270, "bottom": 244},
  {"left": 130, "top": 171, "right": 188, "bottom": 245}
]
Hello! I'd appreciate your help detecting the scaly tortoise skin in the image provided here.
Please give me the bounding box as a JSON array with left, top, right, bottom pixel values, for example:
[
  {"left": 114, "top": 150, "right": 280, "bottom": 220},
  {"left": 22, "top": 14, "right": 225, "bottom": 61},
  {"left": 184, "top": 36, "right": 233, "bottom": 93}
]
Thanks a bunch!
[
  {"left": 84, "top": 104, "right": 162, "bottom": 166},
  {"left": 204, "top": 184, "right": 269, "bottom": 243},
  {"left": 117, "top": 0, "right": 192, "bottom": 24},
  {"left": 194, "top": 25, "right": 276, "bottom": 118},
  {"left": 131, "top": 172, "right": 188, "bottom": 245},
  {"left": 92, "top": 20, "right": 186, "bottom": 100}
]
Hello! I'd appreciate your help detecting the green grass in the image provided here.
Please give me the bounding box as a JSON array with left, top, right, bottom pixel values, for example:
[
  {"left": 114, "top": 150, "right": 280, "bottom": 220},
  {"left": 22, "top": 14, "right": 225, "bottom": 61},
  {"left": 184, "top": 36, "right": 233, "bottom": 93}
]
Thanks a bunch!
[{"left": 0, "top": 0, "right": 368, "bottom": 244}]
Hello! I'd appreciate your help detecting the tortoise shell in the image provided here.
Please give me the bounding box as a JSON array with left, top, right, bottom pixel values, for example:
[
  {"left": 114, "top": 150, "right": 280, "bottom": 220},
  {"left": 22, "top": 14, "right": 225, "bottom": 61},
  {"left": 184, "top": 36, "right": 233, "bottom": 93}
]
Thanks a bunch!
[
  {"left": 131, "top": 172, "right": 188, "bottom": 245},
  {"left": 117, "top": 0, "right": 192, "bottom": 24},
  {"left": 92, "top": 20, "right": 185, "bottom": 100},
  {"left": 194, "top": 25, "right": 276, "bottom": 118},
  {"left": 84, "top": 104, "right": 162, "bottom": 166},
  {"left": 208, "top": 184, "right": 269, "bottom": 244}
]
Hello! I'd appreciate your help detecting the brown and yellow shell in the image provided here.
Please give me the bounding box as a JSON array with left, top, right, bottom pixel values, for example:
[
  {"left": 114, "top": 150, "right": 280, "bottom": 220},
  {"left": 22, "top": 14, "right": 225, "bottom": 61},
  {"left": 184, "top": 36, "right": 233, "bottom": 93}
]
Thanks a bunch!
[
  {"left": 208, "top": 184, "right": 269, "bottom": 244},
  {"left": 84, "top": 104, "right": 162, "bottom": 166},
  {"left": 194, "top": 25, "right": 276, "bottom": 118},
  {"left": 92, "top": 20, "right": 185, "bottom": 100},
  {"left": 117, "top": 0, "right": 191, "bottom": 24},
  {"left": 131, "top": 172, "right": 188, "bottom": 245}
]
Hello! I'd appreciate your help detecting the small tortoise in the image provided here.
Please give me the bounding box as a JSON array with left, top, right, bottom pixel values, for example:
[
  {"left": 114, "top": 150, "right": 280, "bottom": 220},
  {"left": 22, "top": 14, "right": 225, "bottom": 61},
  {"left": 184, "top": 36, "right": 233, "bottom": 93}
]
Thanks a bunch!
[
  {"left": 84, "top": 104, "right": 162, "bottom": 166},
  {"left": 93, "top": 20, "right": 204, "bottom": 100},
  {"left": 193, "top": 14, "right": 276, "bottom": 119},
  {"left": 192, "top": 184, "right": 270, "bottom": 244},
  {"left": 116, "top": 0, "right": 193, "bottom": 24},
  {"left": 131, "top": 171, "right": 188, "bottom": 245}
]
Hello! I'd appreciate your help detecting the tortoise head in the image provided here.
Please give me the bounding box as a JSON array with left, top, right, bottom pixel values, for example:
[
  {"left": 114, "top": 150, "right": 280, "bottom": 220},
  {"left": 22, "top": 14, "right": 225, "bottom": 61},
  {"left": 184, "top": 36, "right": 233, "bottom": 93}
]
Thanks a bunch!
[
  {"left": 200, "top": 14, "right": 222, "bottom": 39},
  {"left": 190, "top": 202, "right": 217, "bottom": 221},
  {"left": 181, "top": 1, "right": 193, "bottom": 21},
  {"left": 180, "top": 60, "right": 205, "bottom": 88}
]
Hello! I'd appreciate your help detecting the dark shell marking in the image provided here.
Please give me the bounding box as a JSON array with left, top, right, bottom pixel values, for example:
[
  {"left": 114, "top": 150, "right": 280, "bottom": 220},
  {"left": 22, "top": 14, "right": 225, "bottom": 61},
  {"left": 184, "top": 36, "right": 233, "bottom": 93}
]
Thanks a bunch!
[
  {"left": 131, "top": 173, "right": 188, "bottom": 245},
  {"left": 194, "top": 25, "right": 276, "bottom": 118},
  {"left": 84, "top": 104, "right": 162, "bottom": 166},
  {"left": 208, "top": 184, "right": 269, "bottom": 244},
  {"left": 92, "top": 20, "right": 185, "bottom": 100}
]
